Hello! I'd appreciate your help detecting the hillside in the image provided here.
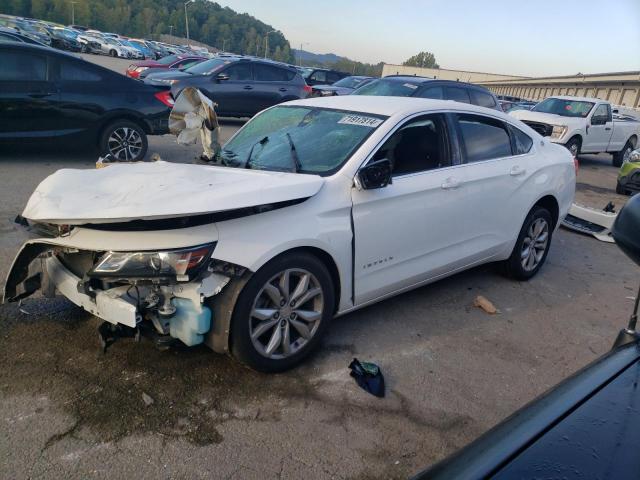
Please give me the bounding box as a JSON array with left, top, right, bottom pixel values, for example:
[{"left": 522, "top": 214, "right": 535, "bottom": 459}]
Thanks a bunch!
[
  {"left": 292, "top": 49, "right": 348, "bottom": 66},
  {"left": 0, "top": 0, "right": 295, "bottom": 62}
]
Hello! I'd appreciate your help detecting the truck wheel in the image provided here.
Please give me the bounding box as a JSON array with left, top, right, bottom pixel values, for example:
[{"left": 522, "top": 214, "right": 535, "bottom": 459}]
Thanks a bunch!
[
  {"left": 99, "top": 120, "right": 148, "bottom": 162},
  {"left": 503, "top": 206, "right": 553, "bottom": 281},
  {"left": 229, "top": 252, "right": 335, "bottom": 373},
  {"left": 613, "top": 140, "right": 634, "bottom": 168},
  {"left": 564, "top": 136, "right": 581, "bottom": 158}
]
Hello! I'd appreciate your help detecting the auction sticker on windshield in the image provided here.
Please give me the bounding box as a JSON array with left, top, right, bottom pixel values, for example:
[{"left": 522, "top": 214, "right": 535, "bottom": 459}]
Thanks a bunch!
[{"left": 338, "top": 114, "right": 384, "bottom": 128}]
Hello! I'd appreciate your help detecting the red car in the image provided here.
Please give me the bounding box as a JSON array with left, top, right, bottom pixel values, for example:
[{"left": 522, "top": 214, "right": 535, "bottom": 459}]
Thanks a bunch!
[{"left": 126, "top": 54, "right": 206, "bottom": 79}]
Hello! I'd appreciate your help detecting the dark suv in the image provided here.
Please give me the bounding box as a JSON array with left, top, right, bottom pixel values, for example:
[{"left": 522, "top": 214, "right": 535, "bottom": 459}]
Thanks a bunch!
[
  {"left": 147, "top": 57, "right": 311, "bottom": 117},
  {"left": 353, "top": 75, "right": 502, "bottom": 111},
  {"left": 300, "top": 67, "right": 349, "bottom": 86}
]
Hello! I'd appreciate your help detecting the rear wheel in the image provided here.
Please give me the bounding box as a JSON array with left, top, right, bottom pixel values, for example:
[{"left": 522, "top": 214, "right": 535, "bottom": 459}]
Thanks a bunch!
[
  {"left": 230, "top": 252, "right": 335, "bottom": 372},
  {"left": 99, "top": 120, "right": 148, "bottom": 161},
  {"left": 504, "top": 207, "right": 553, "bottom": 280},
  {"left": 613, "top": 140, "right": 634, "bottom": 168}
]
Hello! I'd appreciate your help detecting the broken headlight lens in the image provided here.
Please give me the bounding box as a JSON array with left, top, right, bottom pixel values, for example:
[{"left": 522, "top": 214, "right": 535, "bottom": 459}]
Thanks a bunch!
[
  {"left": 91, "top": 243, "right": 215, "bottom": 278},
  {"left": 551, "top": 125, "right": 567, "bottom": 139}
]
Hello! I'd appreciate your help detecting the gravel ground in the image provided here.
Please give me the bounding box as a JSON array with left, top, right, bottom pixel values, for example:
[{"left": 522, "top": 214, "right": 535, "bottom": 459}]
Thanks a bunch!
[{"left": 0, "top": 51, "right": 637, "bottom": 479}]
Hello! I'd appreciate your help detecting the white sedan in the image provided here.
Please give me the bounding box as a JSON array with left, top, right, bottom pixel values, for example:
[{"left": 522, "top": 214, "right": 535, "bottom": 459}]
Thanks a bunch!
[{"left": 4, "top": 97, "right": 575, "bottom": 372}]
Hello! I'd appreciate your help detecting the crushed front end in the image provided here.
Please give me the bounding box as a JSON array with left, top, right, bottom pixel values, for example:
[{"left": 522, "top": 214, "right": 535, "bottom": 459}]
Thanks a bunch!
[{"left": 3, "top": 223, "right": 239, "bottom": 350}]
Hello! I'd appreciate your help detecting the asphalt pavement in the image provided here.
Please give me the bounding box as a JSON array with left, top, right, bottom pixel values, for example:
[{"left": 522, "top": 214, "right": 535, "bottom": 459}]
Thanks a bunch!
[{"left": 0, "top": 52, "right": 637, "bottom": 479}]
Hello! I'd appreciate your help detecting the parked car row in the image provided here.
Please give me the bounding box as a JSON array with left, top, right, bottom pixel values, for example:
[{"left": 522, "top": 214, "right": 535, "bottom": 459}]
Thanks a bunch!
[{"left": 0, "top": 13, "right": 209, "bottom": 60}]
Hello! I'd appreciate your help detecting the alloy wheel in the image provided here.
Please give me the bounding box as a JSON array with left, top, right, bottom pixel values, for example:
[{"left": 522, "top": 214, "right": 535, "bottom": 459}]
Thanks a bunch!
[
  {"left": 107, "top": 127, "right": 143, "bottom": 161},
  {"left": 568, "top": 142, "right": 579, "bottom": 157},
  {"left": 623, "top": 146, "right": 632, "bottom": 164},
  {"left": 249, "top": 268, "right": 324, "bottom": 359},
  {"left": 521, "top": 218, "right": 549, "bottom": 272}
]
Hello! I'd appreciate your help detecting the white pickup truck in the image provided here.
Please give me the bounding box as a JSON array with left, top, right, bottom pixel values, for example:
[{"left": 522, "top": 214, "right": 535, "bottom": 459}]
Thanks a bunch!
[{"left": 512, "top": 96, "right": 640, "bottom": 166}]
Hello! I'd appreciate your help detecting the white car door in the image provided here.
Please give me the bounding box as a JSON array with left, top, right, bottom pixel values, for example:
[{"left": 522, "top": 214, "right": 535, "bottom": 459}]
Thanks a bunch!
[
  {"left": 351, "top": 113, "right": 469, "bottom": 305},
  {"left": 585, "top": 104, "right": 614, "bottom": 152},
  {"left": 451, "top": 112, "right": 538, "bottom": 259}
]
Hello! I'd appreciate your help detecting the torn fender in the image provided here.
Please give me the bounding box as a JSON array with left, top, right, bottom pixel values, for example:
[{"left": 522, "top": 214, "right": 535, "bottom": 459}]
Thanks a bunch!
[{"left": 22, "top": 161, "right": 325, "bottom": 225}]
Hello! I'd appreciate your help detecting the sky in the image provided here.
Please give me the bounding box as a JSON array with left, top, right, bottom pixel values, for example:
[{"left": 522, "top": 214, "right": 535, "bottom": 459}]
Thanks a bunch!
[{"left": 218, "top": 0, "right": 640, "bottom": 77}]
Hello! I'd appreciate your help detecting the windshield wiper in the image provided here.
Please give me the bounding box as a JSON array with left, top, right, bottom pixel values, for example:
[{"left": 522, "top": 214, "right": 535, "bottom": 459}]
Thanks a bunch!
[
  {"left": 245, "top": 136, "right": 269, "bottom": 169},
  {"left": 286, "top": 133, "right": 302, "bottom": 173}
]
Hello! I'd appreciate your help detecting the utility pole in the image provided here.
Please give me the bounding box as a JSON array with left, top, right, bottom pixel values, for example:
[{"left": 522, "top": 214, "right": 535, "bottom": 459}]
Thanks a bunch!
[
  {"left": 264, "top": 30, "right": 275, "bottom": 59},
  {"left": 222, "top": 38, "right": 228, "bottom": 52},
  {"left": 184, "top": 0, "right": 194, "bottom": 43},
  {"left": 70, "top": 1, "right": 76, "bottom": 24},
  {"left": 298, "top": 41, "right": 309, "bottom": 66},
  {"left": 169, "top": 25, "right": 174, "bottom": 36}
]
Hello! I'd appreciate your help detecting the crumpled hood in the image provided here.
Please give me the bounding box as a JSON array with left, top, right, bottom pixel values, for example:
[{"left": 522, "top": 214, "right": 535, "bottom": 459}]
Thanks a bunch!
[{"left": 23, "top": 161, "right": 324, "bottom": 225}]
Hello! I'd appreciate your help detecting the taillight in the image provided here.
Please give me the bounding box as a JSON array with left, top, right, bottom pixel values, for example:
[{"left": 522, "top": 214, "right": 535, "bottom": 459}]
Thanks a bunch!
[
  {"left": 154, "top": 90, "right": 174, "bottom": 108},
  {"left": 303, "top": 85, "right": 312, "bottom": 96}
]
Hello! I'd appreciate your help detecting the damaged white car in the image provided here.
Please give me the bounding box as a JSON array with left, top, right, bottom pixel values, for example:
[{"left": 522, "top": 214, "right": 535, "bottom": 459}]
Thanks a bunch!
[{"left": 3, "top": 96, "right": 575, "bottom": 372}]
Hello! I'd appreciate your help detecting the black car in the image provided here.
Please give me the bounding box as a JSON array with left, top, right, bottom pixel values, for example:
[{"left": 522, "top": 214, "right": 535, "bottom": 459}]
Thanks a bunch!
[
  {"left": 414, "top": 195, "right": 640, "bottom": 480},
  {"left": 311, "top": 75, "right": 374, "bottom": 97},
  {"left": 0, "top": 43, "right": 172, "bottom": 161},
  {"left": 353, "top": 76, "right": 502, "bottom": 111},
  {"left": 0, "top": 26, "right": 49, "bottom": 46},
  {"left": 300, "top": 67, "right": 349, "bottom": 86},
  {"left": 147, "top": 57, "right": 311, "bottom": 117},
  {"left": 45, "top": 27, "right": 82, "bottom": 52}
]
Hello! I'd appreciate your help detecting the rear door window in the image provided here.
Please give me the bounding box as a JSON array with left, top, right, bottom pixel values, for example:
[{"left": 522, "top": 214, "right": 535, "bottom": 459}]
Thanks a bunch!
[
  {"left": 445, "top": 86, "right": 471, "bottom": 104},
  {"left": 253, "top": 64, "right": 294, "bottom": 82},
  {"left": 416, "top": 86, "right": 443, "bottom": 99},
  {"left": 0, "top": 50, "right": 47, "bottom": 81},
  {"left": 456, "top": 114, "right": 513, "bottom": 162},
  {"left": 470, "top": 89, "right": 497, "bottom": 108},
  {"left": 310, "top": 70, "right": 327, "bottom": 83}
]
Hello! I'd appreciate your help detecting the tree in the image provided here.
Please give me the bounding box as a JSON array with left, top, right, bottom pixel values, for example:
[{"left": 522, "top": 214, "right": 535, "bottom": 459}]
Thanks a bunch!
[{"left": 402, "top": 51, "right": 439, "bottom": 69}]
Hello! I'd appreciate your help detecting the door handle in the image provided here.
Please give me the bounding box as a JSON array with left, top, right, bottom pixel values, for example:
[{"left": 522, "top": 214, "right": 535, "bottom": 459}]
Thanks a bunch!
[
  {"left": 243, "top": 85, "right": 253, "bottom": 90},
  {"left": 604, "top": 127, "right": 612, "bottom": 131},
  {"left": 279, "top": 88, "right": 287, "bottom": 92},
  {"left": 441, "top": 177, "right": 461, "bottom": 190},
  {"left": 510, "top": 166, "right": 526, "bottom": 176},
  {"left": 28, "top": 92, "right": 54, "bottom": 98}
]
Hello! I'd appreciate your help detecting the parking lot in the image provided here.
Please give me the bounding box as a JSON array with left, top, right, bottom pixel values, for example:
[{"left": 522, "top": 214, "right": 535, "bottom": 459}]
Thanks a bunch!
[{"left": 0, "top": 55, "right": 638, "bottom": 479}]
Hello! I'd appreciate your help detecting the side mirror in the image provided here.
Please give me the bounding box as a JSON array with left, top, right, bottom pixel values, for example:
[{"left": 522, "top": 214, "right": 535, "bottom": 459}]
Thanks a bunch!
[
  {"left": 356, "top": 159, "right": 393, "bottom": 190},
  {"left": 216, "top": 73, "right": 229, "bottom": 82}
]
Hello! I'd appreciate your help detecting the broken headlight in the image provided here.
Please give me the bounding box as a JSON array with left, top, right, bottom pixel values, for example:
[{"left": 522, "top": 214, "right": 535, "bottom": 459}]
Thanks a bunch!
[{"left": 90, "top": 243, "right": 215, "bottom": 279}]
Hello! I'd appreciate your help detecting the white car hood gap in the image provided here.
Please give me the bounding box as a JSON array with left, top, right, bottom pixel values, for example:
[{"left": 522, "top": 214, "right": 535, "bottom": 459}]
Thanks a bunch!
[{"left": 23, "top": 161, "right": 324, "bottom": 225}]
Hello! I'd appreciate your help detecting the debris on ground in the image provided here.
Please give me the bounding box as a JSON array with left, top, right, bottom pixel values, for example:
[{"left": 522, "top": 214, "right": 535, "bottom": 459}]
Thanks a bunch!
[
  {"left": 142, "top": 392, "right": 154, "bottom": 406},
  {"left": 348, "top": 358, "right": 385, "bottom": 398},
  {"left": 474, "top": 295, "right": 498, "bottom": 315}
]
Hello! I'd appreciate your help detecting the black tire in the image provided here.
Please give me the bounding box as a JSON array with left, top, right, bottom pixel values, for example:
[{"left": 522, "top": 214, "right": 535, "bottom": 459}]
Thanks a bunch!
[
  {"left": 230, "top": 252, "right": 335, "bottom": 373},
  {"left": 109, "top": 49, "right": 117, "bottom": 57},
  {"left": 564, "top": 136, "right": 581, "bottom": 158},
  {"left": 503, "top": 206, "right": 554, "bottom": 281},
  {"left": 98, "top": 120, "right": 148, "bottom": 162},
  {"left": 616, "top": 182, "right": 627, "bottom": 195},
  {"left": 612, "top": 140, "right": 634, "bottom": 168}
]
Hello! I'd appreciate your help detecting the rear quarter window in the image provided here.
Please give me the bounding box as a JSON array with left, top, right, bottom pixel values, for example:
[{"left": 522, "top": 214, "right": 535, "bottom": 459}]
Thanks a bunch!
[
  {"left": 470, "top": 89, "right": 497, "bottom": 108},
  {"left": 509, "top": 125, "right": 533, "bottom": 155}
]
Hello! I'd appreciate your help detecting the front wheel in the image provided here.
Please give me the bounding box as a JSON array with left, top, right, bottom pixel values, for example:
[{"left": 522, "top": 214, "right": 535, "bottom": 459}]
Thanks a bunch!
[
  {"left": 99, "top": 120, "right": 148, "bottom": 161},
  {"left": 504, "top": 207, "right": 553, "bottom": 280},
  {"left": 612, "top": 140, "right": 634, "bottom": 168},
  {"left": 564, "top": 136, "right": 581, "bottom": 158},
  {"left": 230, "top": 252, "right": 335, "bottom": 372}
]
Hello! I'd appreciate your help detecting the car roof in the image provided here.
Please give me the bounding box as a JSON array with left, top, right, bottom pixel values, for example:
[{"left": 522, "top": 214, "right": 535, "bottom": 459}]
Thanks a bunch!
[
  {"left": 286, "top": 95, "right": 511, "bottom": 118},
  {"left": 0, "top": 41, "right": 82, "bottom": 59}
]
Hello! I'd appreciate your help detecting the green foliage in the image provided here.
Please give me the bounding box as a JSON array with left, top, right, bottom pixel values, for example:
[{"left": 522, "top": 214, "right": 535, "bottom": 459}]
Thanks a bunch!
[
  {"left": 402, "top": 51, "right": 439, "bottom": 69},
  {"left": 0, "top": 0, "right": 295, "bottom": 62}
]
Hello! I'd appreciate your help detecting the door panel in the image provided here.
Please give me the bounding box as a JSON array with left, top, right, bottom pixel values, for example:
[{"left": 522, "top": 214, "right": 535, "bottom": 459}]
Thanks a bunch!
[
  {"left": 0, "top": 49, "right": 60, "bottom": 138},
  {"left": 352, "top": 168, "right": 468, "bottom": 304},
  {"left": 209, "top": 63, "right": 254, "bottom": 115},
  {"left": 585, "top": 104, "right": 614, "bottom": 152},
  {"left": 351, "top": 113, "right": 469, "bottom": 304}
]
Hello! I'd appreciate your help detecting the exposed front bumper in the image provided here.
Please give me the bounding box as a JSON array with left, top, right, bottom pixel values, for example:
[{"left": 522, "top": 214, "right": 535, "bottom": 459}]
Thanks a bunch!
[{"left": 46, "top": 255, "right": 140, "bottom": 327}]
